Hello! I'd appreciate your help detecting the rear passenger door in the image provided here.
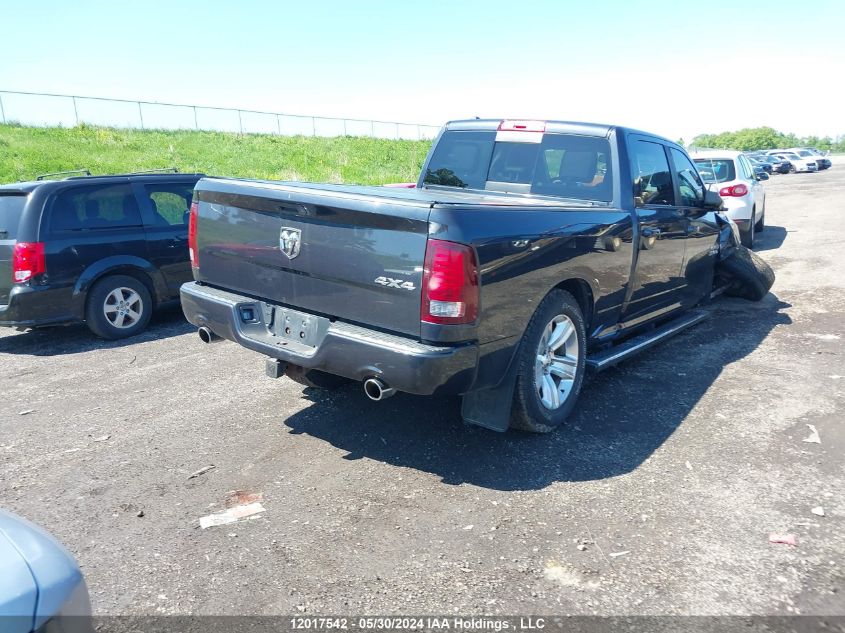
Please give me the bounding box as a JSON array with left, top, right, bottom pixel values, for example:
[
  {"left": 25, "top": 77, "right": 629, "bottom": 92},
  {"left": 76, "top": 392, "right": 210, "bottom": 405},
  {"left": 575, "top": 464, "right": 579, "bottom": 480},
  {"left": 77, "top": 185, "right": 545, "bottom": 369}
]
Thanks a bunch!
[
  {"left": 622, "top": 138, "right": 689, "bottom": 325},
  {"left": 46, "top": 183, "right": 148, "bottom": 296},
  {"left": 134, "top": 181, "right": 195, "bottom": 298}
]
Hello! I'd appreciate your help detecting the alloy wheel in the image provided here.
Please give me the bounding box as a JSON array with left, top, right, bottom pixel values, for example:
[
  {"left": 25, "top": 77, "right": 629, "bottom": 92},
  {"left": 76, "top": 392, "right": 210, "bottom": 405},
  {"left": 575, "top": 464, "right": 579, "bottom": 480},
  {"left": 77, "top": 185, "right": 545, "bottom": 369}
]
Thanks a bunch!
[
  {"left": 534, "top": 314, "right": 580, "bottom": 410},
  {"left": 103, "top": 287, "right": 144, "bottom": 329}
]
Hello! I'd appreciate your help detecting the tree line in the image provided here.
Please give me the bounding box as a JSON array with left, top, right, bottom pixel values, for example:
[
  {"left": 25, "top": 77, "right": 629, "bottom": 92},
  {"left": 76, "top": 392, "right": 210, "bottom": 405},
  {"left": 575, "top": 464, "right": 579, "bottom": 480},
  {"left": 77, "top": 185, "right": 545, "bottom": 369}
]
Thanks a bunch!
[{"left": 689, "top": 127, "right": 845, "bottom": 153}]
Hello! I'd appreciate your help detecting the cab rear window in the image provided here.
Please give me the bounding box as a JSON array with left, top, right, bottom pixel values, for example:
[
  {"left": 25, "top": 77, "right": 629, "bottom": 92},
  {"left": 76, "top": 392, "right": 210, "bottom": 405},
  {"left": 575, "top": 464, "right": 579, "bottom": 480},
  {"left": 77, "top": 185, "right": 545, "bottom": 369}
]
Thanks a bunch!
[
  {"left": 0, "top": 193, "right": 27, "bottom": 239},
  {"left": 423, "top": 131, "right": 613, "bottom": 202}
]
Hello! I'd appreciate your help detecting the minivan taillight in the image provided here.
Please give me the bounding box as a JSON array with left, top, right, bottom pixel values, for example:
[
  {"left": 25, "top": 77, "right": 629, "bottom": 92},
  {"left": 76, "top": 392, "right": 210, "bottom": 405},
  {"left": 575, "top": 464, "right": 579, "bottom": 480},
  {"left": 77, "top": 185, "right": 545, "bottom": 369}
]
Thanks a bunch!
[
  {"left": 719, "top": 184, "right": 748, "bottom": 197},
  {"left": 421, "top": 239, "right": 479, "bottom": 325},
  {"left": 12, "top": 242, "right": 45, "bottom": 283},
  {"left": 188, "top": 201, "right": 199, "bottom": 269}
]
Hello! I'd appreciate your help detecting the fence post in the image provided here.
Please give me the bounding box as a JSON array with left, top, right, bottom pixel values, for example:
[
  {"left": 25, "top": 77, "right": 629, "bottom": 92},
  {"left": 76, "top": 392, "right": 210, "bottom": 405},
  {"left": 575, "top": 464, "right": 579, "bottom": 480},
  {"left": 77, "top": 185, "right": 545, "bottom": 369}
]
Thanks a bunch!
[
  {"left": 370, "top": 120, "right": 374, "bottom": 138},
  {"left": 0, "top": 94, "right": 5, "bottom": 124},
  {"left": 193, "top": 106, "right": 199, "bottom": 130},
  {"left": 395, "top": 123, "right": 399, "bottom": 140},
  {"left": 343, "top": 120, "right": 347, "bottom": 136},
  {"left": 238, "top": 110, "right": 243, "bottom": 135},
  {"left": 72, "top": 96, "right": 79, "bottom": 125},
  {"left": 138, "top": 102, "right": 144, "bottom": 129},
  {"left": 312, "top": 117, "right": 316, "bottom": 137},
  {"left": 276, "top": 114, "right": 281, "bottom": 136}
]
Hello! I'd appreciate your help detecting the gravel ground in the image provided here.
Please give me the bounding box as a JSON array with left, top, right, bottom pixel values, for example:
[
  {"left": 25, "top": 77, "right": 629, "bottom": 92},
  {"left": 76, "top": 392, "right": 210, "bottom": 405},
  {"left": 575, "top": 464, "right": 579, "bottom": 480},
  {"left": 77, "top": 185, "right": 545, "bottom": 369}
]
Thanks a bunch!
[{"left": 1, "top": 164, "right": 843, "bottom": 617}]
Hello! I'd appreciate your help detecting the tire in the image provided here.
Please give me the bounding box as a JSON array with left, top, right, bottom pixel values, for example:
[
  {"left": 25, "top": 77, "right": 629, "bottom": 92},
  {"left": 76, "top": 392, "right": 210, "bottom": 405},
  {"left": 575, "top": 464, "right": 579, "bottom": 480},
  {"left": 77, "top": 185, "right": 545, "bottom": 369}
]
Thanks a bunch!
[
  {"left": 285, "top": 365, "right": 350, "bottom": 390},
  {"left": 740, "top": 209, "right": 756, "bottom": 248},
  {"left": 510, "top": 289, "right": 587, "bottom": 433},
  {"left": 720, "top": 246, "right": 775, "bottom": 302},
  {"left": 85, "top": 275, "right": 153, "bottom": 339},
  {"left": 755, "top": 205, "right": 765, "bottom": 232}
]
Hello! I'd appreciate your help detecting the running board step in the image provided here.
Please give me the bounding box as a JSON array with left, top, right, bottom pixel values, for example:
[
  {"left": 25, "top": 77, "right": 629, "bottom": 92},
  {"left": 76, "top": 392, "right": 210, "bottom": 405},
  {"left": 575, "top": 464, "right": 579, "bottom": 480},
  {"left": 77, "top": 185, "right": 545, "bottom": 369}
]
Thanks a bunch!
[{"left": 586, "top": 310, "right": 709, "bottom": 373}]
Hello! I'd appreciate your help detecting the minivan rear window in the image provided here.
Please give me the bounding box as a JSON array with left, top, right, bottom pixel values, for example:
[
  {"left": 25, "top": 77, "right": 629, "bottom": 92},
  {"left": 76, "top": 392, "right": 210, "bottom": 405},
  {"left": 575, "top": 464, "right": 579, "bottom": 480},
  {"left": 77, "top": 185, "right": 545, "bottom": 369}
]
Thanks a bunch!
[
  {"left": 0, "top": 194, "right": 28, "bottom": 239},
  {"left": 423, "top": 131, "right": 613, "bottom": 202},
  {"left": 693, "top": 159, "right": 737, "bottom": 183},
  {"left": 49, "top": 184, "right": 142, "bottom": 233}
]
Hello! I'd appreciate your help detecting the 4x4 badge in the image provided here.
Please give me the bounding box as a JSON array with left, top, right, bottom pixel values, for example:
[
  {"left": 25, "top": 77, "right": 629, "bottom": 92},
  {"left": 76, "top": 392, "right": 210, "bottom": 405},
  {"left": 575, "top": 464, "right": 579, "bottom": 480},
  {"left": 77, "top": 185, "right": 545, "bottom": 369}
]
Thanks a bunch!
[{"left": 279, "top": 227, "right": 302, "bottom": 259}]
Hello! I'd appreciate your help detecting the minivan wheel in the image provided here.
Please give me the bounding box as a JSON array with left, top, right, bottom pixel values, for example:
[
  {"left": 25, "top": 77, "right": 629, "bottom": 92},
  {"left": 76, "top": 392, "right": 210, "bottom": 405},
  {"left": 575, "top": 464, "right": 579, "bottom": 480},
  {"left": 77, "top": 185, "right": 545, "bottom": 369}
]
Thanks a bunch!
[
  {"left": 85, "top": 275, "right": 152, "bottom": 339},
  {"left": 510, "top": 289, "right": 586, "bottom": 433}
]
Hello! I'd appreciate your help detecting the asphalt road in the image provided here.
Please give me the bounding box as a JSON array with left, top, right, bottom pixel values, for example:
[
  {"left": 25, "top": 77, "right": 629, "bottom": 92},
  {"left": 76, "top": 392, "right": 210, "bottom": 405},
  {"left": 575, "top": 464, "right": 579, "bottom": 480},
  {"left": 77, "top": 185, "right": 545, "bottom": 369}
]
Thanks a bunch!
[{"left": 1, "top": 163, "right": 843, "bottom": 617}]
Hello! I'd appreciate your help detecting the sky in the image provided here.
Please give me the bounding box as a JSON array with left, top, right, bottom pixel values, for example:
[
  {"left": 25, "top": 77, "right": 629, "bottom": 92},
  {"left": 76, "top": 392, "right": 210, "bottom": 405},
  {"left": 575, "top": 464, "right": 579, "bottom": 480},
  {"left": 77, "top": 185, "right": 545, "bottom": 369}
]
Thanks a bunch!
[{"left": 1, "top": 0, "right": 843, "bottom": 143}]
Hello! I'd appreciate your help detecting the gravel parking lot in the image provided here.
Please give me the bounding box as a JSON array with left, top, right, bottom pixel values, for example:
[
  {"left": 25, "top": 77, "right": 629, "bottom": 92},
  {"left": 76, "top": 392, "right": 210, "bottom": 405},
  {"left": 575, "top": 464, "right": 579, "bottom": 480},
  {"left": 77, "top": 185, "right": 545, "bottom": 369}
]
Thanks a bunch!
[{"left": 1, "top": 164, "right": 843, "bottom": 617}]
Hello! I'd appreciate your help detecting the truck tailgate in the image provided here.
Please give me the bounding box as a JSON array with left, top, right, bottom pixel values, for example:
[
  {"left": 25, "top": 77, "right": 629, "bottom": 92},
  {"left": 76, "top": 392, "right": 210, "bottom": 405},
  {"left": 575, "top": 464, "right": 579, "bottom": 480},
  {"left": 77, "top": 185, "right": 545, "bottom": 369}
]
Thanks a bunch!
[{"left": 194, "top": 179, "right": 432, "bottom": 338}]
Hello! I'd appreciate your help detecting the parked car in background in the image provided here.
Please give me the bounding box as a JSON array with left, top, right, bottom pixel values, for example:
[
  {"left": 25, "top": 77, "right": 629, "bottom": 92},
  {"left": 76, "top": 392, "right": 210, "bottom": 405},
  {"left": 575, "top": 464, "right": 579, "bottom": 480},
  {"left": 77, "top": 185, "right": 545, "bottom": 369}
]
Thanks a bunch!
[
  {"left": 690, "top": 150, "right": 766, "bottom": 247},
  {"left": 0, "top": 171, "right": 204, "bottom": 339},
  {"left": 807, "top": 148, "right": 832, "bottom": 170},
  {"left": 787, "top": 148, "right": 831, "bottom": 170},
  {"left": 0, "top": 509, "right": 93, "bottom": 633},
  {"left": 746, "top": 155, "right": 772, "bottom": 174},
  {"left": 766, "top": 151, "right": 818, "bottom": 173},
  {"left": 758, "top": 154, "right": 792, "bottom": 174}
]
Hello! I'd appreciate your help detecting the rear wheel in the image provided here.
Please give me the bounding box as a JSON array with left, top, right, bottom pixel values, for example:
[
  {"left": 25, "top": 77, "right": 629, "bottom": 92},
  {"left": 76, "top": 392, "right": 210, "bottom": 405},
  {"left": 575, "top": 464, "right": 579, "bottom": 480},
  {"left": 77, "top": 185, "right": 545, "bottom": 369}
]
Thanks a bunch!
[
  {"left": 510, "top": 290, "right": 586, "bottom": 433},
  {"left": 755, "top": 203, "right": 765, "bottom": 232},
  {"left": 85, "top": 275, "right": 152, "bottom": 339}
]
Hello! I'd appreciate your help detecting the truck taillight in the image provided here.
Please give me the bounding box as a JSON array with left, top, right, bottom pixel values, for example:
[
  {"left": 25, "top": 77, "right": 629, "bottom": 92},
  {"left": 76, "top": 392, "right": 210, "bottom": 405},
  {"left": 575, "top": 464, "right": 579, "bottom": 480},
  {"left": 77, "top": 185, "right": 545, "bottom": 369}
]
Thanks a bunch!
[
  {"left": 421, "top": 239, "right": 478, "bottom": 325},
  {"left": 719, "top": 184, "right": 748, "bottom": 197},
  {"left": 12, "top": 242, "right": 45, "bottom": 283},
  {"left": 188, "top": 201, "right": 199, "bottom": 269}
]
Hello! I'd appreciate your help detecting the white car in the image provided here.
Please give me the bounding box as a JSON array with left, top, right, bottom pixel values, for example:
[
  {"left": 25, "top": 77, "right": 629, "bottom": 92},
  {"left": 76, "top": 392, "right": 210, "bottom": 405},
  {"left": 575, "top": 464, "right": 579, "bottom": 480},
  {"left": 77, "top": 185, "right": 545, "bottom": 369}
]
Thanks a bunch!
[
  {"left": 765, "top": 150, "right": 818, "bottom": 173},
  {"left": 786, "top": 147, "right": 830, "bottom": 170},
  {"left": 690, "top": 150, "right": 766, "bottom": 248}
]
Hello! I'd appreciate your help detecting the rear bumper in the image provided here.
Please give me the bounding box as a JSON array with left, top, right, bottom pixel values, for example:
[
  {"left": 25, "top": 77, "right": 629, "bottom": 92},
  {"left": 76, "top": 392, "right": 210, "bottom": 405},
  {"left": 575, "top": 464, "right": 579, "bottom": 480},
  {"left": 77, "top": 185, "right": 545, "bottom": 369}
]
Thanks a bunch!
[
  {"left": 0, "top": 284, "right": 78, "bottom": 328},
  {"left": 720, "top": 197, "right": 754, "bottom": 221},
  {"left": 180, "top": 282, "right": 478, "bottom": 395}
]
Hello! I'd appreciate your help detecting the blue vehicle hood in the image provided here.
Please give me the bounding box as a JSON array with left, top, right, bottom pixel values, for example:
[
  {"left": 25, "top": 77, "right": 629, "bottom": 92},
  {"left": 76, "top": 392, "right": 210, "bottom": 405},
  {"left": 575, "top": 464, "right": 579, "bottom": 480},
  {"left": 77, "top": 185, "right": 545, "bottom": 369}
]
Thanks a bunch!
[{"left": 0, "top": 510, "right": 86, "bottom": 632}]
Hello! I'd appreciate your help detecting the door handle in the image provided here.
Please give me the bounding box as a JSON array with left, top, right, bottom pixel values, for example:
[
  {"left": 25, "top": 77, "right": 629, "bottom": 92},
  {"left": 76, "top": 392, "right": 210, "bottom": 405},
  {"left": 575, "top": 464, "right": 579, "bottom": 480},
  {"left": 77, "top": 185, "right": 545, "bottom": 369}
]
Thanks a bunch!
[{"left": 641, "top": 227, "right": 661, "bottom": 238}]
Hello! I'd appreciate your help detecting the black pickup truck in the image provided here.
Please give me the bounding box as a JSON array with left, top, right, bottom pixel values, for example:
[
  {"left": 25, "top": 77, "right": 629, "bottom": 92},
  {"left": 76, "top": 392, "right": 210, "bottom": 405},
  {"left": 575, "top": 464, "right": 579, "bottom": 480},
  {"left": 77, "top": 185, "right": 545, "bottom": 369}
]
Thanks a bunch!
[{"left": 181, "top": 119, "right": 773, "bottom": 432}]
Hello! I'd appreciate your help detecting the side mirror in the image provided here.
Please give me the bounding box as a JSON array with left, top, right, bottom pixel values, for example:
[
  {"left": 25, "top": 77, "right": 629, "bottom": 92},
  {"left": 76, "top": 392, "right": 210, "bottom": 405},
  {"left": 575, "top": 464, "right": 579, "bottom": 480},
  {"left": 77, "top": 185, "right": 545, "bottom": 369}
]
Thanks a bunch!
[
  {"left": 758, "top": 172, "right": 769, "bottom": 181},
  {"left": 704, "top": 189, "right": 723, "bottom": 210}
]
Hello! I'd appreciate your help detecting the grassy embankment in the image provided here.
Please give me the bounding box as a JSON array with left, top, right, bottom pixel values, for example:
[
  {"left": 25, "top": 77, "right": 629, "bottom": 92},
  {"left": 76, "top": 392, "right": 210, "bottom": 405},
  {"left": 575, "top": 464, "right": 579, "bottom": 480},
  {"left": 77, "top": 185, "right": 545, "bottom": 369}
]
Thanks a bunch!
[{"left": 0, "top": 123, "right": 432, "bottom": 184}]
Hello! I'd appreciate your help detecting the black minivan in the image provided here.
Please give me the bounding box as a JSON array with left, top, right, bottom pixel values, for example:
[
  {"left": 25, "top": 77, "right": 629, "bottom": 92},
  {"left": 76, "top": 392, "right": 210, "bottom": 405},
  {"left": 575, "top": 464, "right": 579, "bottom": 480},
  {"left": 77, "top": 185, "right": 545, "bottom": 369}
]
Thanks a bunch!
[{"left": 0, "top": 172, "right": 203, "bottom": 339}]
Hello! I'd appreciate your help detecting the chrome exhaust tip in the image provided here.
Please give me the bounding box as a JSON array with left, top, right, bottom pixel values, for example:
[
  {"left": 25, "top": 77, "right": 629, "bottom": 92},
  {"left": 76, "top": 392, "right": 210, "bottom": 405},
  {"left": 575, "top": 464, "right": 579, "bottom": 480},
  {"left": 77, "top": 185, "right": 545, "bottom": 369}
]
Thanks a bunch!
[
  {"left": 197, "top": 326, "right": 220, "bottom": 344},
  {"left": 363, "top": 377, "right": 396, "bottom": 401}
]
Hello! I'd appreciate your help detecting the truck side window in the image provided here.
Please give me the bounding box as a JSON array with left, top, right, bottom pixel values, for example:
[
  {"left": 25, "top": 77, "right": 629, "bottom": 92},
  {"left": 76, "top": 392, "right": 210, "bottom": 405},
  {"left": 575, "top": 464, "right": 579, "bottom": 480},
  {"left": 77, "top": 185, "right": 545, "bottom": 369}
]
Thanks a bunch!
[
  {"left": 670, "top": 148, "right": 705, "bottom": 207},
  {"left": 532, "top": 134, "right": 613, "bottom": 202},
  {"left": 49, "top": 185, "right": 142, "bottom": 233},
  {"left": 631, "top": 141, "right": 674, "bottom": 207}
]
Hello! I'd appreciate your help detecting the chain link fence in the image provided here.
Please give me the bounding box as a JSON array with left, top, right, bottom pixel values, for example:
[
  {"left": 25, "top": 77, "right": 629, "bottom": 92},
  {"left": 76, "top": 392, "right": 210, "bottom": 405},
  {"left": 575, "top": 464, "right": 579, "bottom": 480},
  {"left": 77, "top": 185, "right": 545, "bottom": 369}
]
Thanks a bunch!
[{"left": 0, "top": 90, "right": 441, "bottom": 141}]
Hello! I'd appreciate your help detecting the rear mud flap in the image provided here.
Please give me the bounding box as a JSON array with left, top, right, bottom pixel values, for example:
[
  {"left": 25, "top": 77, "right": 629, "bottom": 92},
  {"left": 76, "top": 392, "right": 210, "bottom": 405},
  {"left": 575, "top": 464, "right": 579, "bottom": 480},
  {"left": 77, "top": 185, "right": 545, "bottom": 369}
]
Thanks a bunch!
[{"left": 460, "top": 358, "right": 519, "bottom": 432}]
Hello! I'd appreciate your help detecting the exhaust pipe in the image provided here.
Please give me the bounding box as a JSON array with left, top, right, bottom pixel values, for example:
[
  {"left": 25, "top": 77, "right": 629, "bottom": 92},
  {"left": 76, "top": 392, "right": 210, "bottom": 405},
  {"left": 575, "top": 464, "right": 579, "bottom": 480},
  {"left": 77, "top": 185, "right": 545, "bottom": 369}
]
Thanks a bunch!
[
  {"left": 197, "top": 326, "right": 220, "bottom": 344},
  {"left": 363, "top": 377, "right": 396, "bottom": 401}
]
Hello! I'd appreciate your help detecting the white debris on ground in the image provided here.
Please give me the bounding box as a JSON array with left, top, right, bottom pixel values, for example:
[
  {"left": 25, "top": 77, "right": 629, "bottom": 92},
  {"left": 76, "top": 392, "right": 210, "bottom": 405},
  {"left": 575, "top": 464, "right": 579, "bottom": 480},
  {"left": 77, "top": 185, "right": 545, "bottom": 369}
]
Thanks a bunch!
[
  {"left": 199, "top": 502, "right": 266, "bottom": 529},
  {"left": 802, "top": 424, "right": 822, "bottom": 444}
]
